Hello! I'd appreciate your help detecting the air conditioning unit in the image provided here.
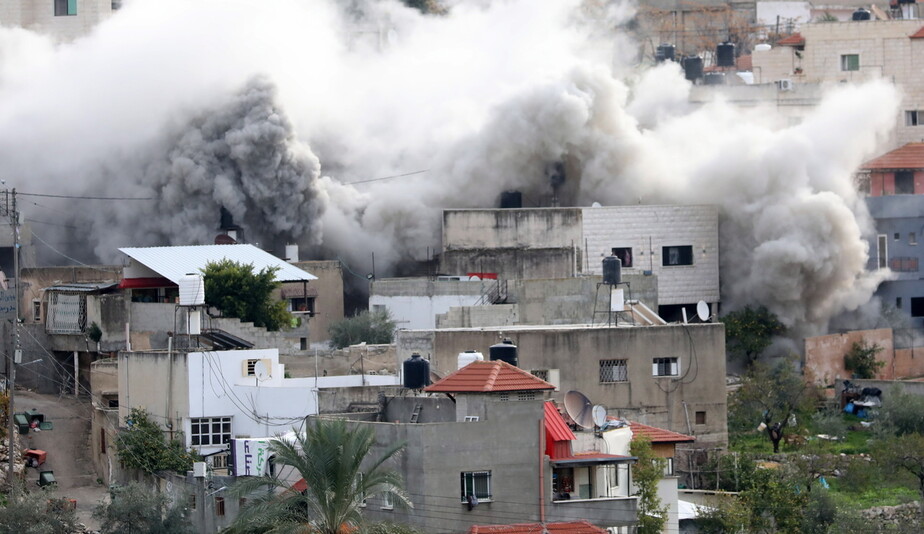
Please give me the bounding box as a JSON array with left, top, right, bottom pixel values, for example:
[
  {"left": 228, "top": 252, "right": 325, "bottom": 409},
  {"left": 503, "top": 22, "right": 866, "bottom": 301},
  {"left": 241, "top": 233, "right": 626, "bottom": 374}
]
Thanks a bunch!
[{"left": 776, "top": 79, "right": 793, "bottom": 91}]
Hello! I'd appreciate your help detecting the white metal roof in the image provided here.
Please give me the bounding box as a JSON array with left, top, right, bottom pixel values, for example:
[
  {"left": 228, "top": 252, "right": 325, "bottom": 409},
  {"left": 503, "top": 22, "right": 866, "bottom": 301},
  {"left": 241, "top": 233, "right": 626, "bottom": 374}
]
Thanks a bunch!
[{"left": 119, "top": 245, "right": 317, "bottom": 284}]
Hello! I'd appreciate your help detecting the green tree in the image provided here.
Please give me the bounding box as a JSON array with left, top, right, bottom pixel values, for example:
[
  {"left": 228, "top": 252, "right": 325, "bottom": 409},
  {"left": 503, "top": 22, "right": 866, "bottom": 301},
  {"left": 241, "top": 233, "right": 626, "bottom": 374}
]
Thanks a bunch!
[
  {"left": 875, "top": 433, "right": 924, "bottom": 522},
  {"left": 328, "top": 309, "right": 396, "bottom": 349},
  {"left": 0, "top": 491, "right": 79, "bottom": 534},
  {"left": 202, "top": 260, "right": 292, "bottom": 331},
  {"left": 115, "top": 408, "right": 196, "bottom": 474},
  {"left": 93, "top": 482, "right": 194, "bottom": 534},
  {"left": 630, "top": 436, "right": 668, "bottom": 534},
  {"left": 229, "top": 418, "right": 410, "bottom": 534},
  {"left": 875, "top": 386, "right": 924, "bottom": 437},
  {"left": 843, "top": 341, "right": 884, "bottom": 379},
  {"left": 721, "top": 306, "right": 785, "bottom": 363},
  {"left": 729, "top": 358, "right": 814, "bottom": 453}
]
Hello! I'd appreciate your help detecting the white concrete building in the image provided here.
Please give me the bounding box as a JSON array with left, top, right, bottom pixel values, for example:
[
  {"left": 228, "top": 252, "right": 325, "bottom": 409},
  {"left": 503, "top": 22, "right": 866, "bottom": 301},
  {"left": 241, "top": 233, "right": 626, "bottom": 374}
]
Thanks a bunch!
[
  {"left": 0, "top": 0, "right": 113, "bottom": 41},
  {"left": 369, "top": 276, "right": 498, "bottom": 330}
]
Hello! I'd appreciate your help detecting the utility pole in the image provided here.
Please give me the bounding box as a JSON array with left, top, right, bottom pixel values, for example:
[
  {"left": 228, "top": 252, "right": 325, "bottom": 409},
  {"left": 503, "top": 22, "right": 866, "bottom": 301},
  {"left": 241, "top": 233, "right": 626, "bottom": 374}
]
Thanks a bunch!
[{"left": 4, "top": 189, "right": 18, "bottom": 500}]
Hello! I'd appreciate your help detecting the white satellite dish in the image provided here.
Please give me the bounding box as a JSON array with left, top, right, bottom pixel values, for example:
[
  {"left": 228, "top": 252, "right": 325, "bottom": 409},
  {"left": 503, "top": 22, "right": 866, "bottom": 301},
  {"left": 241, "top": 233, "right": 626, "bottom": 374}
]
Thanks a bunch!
[
  {"left": 696, "top": 300, "right": 710, "bottom": 322},
  {"left": 254, "top": 360, "right": 270, "bottom": 381},
  {"left": 592, "top": 405, "right": 607, "bottom": 427},
  {"left": 564, "top": 390, "right": 595, "bottom": 429}
]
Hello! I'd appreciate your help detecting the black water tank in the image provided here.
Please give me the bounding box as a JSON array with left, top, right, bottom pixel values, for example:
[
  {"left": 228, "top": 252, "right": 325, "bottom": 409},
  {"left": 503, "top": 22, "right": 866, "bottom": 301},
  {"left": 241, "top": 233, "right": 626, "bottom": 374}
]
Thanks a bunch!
[
  {"left": 602, "top": 256, "right": 622, "bottom": 285},
  {"left": 500, "top": 191, "right": 523, "bottom": 209},
  {"left": 852, "top": 7, "right": 871, "bottom": 19},
  {"left": 489, "top": 340, "right": 518, "bottom": 367},
  {"left": 682, "top": 56, "right": 703, "bottom": 82},
  {"left": 716, "top": 42, "right": 736, "bottom": 67},
  {"left": 403, "top": 353, "right": 430, "bottom": 389},
  {"left": 656, "top": 44, "right": 676, "bottom": 62},
  {"left": 703, "top": 72, "right": 726, "bottom": 85}
]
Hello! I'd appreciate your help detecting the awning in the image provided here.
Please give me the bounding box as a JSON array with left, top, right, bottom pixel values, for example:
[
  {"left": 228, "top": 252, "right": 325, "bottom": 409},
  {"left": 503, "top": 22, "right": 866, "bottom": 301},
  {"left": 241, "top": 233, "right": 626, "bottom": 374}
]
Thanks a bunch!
[
  {"left": 43, "top": 282, "right": 119, "bottom": 293},
  {"left": 118, "top": 277, "right": 175, "bottom": 289},
  {"left": 281, "top": 286, "right": 319, "bottom": 298},
  {"left": 551, "top": 453, "right": 636, "bottom": 467}
]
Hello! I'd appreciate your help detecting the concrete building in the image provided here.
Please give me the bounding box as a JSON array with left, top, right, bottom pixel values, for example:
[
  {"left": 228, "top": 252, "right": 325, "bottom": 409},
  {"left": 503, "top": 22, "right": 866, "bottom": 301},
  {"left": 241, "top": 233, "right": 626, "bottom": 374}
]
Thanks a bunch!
[
  {"left": 396, "top": 322, "right": 728, "bottom": 451},
  {"left": 440, "top": 205, "right": 720, "bottom": 322},
  {"left": 370, "top": 276, "right": 500, "bottom": 330},
  {"left": 352, "top": 361, "right": 639, "bottom": 533},
  {"left": 0, "top": 0, "right": 113, "bottom": 42},
  {"left": 285, "top": 260, "right": 345, "bottom": 345},
  {"left": 804, "top": 327, "right": 924, "bottom": 385},
  {"left": 751, "top": 18, "right": 924, "bottom": 149}
]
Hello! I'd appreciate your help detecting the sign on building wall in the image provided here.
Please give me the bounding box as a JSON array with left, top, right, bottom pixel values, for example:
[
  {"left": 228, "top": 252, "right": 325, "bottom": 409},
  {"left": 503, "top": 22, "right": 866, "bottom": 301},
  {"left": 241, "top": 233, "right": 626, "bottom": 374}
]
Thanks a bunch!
[
  {"left": 230, "top": 438, "right": 272, "bottom": 476},
  {"left": 0, "top": 287, "right": 15, "bottom": 321}
]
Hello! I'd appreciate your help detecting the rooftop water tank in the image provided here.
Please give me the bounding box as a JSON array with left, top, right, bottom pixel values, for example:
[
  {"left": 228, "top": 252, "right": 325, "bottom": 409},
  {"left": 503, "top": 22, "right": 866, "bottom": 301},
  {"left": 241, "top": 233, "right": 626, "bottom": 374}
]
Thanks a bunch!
[
  {"left": 656, "top": 44, "right": 676, "bottom": 62},
  {"left": 489, "top": 340, "right": 518, "bottom": 367},
  {"left": 602, "top": 256, "right": 622, "bottom": 285},
  {"left": 716, "top": 42, "right": 736, "bottom": 67},
  {"left": 682, "top": 56, "right": 704, "bottom": 82},
  {"left": 178, "top": 273, "right": 205, "bottom": 306},
  {"left": 403, "top": 353, "right": 430, "bottom": 390},
  {"left": 852, "top": 7, "right": 871, "bottom": 20},
  {"left": 458, "top": 350, "right": 484, "bottom": 370}
]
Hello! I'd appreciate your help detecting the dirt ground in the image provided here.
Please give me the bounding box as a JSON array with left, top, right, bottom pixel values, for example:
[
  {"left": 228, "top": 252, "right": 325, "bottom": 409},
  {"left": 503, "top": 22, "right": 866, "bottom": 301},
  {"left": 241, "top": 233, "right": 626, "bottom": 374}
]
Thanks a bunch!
[{"left": 13, "top": 389, "right": 107, "bottom": 530}]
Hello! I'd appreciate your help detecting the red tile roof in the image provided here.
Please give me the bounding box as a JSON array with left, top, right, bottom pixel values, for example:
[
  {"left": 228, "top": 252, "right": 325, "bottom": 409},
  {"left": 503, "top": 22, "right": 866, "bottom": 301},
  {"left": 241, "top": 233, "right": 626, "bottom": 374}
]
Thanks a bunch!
[
  {"left": 861, "top": 143, "right": 924, "bottom": 170},
  {"left": 469, "top": 521, "right": 608, "bottom": 534},
  {"left": 628, "top": 421, "right": 696, "bottom": 443},
  {"left": 910, "top": 26, "right": 924, "bottom": 39},
  {"left": 424, "top": 360, "right": 556, "bottom": 393},
  {"left": 777, "top": 33, "right": 804, "bottom": 46}
]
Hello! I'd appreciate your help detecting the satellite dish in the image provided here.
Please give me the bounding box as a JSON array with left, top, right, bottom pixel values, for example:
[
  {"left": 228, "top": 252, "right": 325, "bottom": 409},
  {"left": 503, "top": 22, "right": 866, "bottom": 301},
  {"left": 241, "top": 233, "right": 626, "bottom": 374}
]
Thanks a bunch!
[
  {"left": 696, "top": 300, "right": 710, "bottom": 322},
  {"left": 254, "top": 360, "right": 270, "bottom": 381},
  {"left": 592, "top": 405, "right": 607, "bottom": 428},
  {"left": 564, "top": 390, "right": 595, "bottom": 429}
]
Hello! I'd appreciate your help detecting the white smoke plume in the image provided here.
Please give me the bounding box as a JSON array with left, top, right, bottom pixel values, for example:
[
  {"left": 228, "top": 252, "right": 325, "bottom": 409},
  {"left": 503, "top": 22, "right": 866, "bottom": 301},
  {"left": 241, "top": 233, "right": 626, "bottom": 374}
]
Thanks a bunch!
[{"left": 0, "top": 0, "right": 900, "bottom": 334}]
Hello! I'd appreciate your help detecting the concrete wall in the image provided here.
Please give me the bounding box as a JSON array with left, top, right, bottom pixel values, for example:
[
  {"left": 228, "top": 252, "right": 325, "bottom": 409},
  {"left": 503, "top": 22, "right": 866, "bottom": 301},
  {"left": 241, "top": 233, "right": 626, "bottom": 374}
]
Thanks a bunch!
[
  {"left": 118, "top": 350, "right": 191, "bottom": 437},
  {"left": 582, "top": 205, "right": 720, "bottom": 307},
  {"left": 443, "top": 209, "right": 583, "bottom": 250},
  {"left": 437, "top": 304, "right": 519, "bottom": 329},
  {"left": 351, "top": 398, "right": 637, "bottom": 532},
  {"left": 514, "top": 274, "right": 659, "bottom": 326},
  {"left": 5, "top": 0, "right": 113, "bottom": 41},
  {"left": 395, "top": 323, "right": 728, "bottom": 448},
  {"left": 440, "top": 247, "right": 579, "bottom": 281},
  {"left": 90, "top": 358, "right": 121, "bottom": 485},
  {"left": 804, "top": 329, "right": 894, "bottom": 385},
  {"left": 370, "top": 278, "right": 493, "bottom": 330},
  {"left": 289, "top": 260, "right": 344, "bottom": 344}
]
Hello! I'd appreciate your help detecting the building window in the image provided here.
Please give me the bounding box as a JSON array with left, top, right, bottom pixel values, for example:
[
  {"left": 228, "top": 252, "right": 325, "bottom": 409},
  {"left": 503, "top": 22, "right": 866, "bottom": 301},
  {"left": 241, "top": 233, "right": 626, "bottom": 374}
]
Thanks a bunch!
[
  {"left": 245, "top": 359, "right": 258, "bottom": 376},
  {"left": 215, "top": 496, "right": 225, "bottom": 516},
  {"left": 54, "top": 0, "right": 77, "bottom": 16},
  {"left": 664, "top": 457, "right": 675, "bottom": 476},
  {"left": 531, "top": 369, "right": 549, "bottom": 381},
  {"left": 300, "top": 337, "right": 308, "bottom": 350},
  {"left": 895, "top": 232, "right": 901, "bottom": 240},
  {"left": 498, "top": 392, "right": 510, "bottom": 402},
  {"left": 461, "top": 471, "right": 492, "bottom": 502},
  {"left": 611, "top": 247, "right": 633, "bottom": 268},
  {"left": 288, "top": 297, "right": 315, "bottom": 316},
  {"left": 464, "top": 416, "right": 479, "bottom": 422},
  {"left": 357, "top": 473, "right": 367, "bottom": 507},
  {"left": 911, "top": 297, "right": 924, "bottom": 317},
  {"left": 381, "top": 490, "right": 394, "bottom": 510},
  {"left": 695, "top": 411, "right": 706, "bottom": 425},
  {"left": 878, "top": 235, "right": 887, "bottom": 269},
  {"left": 895, "top": 171, "right": 915, "bottom": 194},
  {"left": 516, "top": 391, "right": 536, "bottom": 401},
  {"left": 599, "top": 359, "right": 628, "bottom": 383},
  {"left": 100, "top": 428, "right": 107, "bottom": 455},
  {"left": 188, "top": 493, "right": 196, "bottom": 511},
  {"left": 906, "top": 110, "right": 924, "bottom": 126},
  {"left": 32, "top": 300, "right": 41, "bottom": 322},
  {"left": 912, "top": 233, "right": 918, "bottom": 246},
  {"left": 652, "top": 357, "right": 679, "bottom": 377},
  {"left": 897, "top": 297, "right": 903, "bottom": 309},
  {"left": 840, "top": 54, "right": 859, "bottom": 71},
  {"left": 190, "top": 417, "right": 231, "bottom": 446},
  {"left": 662, "top": 246, "right": 693, "bottom": 266}
]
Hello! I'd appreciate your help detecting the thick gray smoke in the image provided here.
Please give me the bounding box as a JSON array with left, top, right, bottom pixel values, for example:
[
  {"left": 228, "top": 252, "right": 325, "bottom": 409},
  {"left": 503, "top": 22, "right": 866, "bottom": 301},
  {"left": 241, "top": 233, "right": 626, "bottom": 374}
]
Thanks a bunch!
[
  {"left": 82, "top": 76, "right": 323, "bottom": 257},
  {"left": 0, "top": 0, "right": 900, "bottom": 335}
]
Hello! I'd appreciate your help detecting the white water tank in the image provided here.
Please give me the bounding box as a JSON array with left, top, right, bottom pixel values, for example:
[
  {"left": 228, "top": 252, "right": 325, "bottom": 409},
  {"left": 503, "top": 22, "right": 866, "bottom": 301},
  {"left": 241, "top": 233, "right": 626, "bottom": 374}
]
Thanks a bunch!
[
  {"left": 285, "top": 244, "right": 299, "bottom": 263},
  {"left": 458, "top": 350, "right": 484, "bottom": 369},
  {"left": 178, "top": 273, "right": 205, "bottom": 306}
]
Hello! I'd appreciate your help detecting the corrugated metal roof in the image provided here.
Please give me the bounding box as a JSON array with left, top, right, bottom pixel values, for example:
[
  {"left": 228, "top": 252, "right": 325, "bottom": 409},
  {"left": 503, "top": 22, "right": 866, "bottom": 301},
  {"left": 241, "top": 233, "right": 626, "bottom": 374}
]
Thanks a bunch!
[
  {"left": 544, "top": 401, "right": 576, "bottom": 443},
  {"left": 43, "top": 282, "right": 119, "bottom": 293},
  {"left": 119, "top": 245, "right": 316, "bottom": 284},
  {"left": 861, "top": 143, "right": 924, "bottom": 170},
  {"left": 469, "top": 521, "right": 608, "bottom": 534},
  {"left": 424, "top": 360, "right": 556, "bottom": 393}
]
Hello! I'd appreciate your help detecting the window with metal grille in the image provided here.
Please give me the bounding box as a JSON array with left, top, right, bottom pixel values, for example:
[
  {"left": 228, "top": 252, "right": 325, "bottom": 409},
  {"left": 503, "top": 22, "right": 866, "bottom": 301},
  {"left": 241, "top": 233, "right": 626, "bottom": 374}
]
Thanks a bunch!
[
  {"left": 461, "top": 471, "right": 492, "bottom": 502},
  {"left": 190, "top": 417, "right": 231, "bottom": 446},
  {"left": 498, "top": 392, "right": 510, "bottom": 402},
  {"left": 652, "top": 357, "right": 679, "bottom": 377},
  {"left": 45, "top": 292, "right": 87, "bottom": 334},
  {"left": 246, "top": 360, "right": 258, "bottom": 376},
  {"left": 188, "top": 493, "right": 196, "bottom": 511},
  {"left": 599, "top": 359, "right": 628, "bottom": 383},
  {"left": 517, "top": 391, "right": 536, "bottom": 401},
  {"left": 531, "top": 369, "right": 549, "bottom": 381}
]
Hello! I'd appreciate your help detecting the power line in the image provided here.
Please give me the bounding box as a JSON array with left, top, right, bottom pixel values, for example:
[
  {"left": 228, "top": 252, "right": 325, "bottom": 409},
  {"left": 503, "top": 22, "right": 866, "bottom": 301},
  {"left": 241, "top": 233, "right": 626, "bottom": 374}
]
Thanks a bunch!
[
  {"left": 344, "top": 169, "right": 429, "bottom": 185},
  {"left": 17, "top": 192, "right": 154, "bottom": 201}
]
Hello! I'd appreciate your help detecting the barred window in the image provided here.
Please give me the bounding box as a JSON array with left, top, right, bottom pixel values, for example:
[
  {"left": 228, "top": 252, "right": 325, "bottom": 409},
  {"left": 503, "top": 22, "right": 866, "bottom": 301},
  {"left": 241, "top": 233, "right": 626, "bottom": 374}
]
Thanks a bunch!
[
  {"left": 461, "top": 471, "right": 492, "bottom": 502},
  {"left": 531, "top": 369, "right": 549, "bottom": 381},
  {"left": 517, "top": 391, "right": 536, "bottom": 401},
  {"left": 653, "top": 357, "right": 679, "bottom": 377},
  {"left": 190, "top": 417, "right": 231, "bottom": 446},
  {"left": 599, "top": 359, "right": 628, "bottom": 383}
]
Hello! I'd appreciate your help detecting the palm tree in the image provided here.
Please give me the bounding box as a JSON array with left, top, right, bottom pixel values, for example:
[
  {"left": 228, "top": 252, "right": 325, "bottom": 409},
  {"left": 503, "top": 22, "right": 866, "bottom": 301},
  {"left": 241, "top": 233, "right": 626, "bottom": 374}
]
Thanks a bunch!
[{"left": 228, "top": 418, "right": 410, "bottom": 534}]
